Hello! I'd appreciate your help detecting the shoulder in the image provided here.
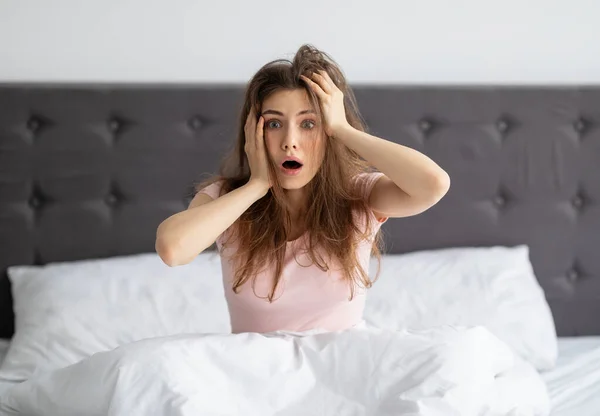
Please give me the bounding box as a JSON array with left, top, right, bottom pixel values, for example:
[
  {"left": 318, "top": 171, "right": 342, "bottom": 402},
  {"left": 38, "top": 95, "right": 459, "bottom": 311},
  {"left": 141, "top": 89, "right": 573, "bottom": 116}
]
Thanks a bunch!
[
  {"left": 352, "top": 171, "right": 385, "bottom": 200},
  {"left": 352, "top": 171, "right": 388, "bottom": 225},
  {"left": 196, "top": 179, "right": 226, "bottom": 200},
  {"left": 192, "top": 179, "right": 231, "bottom": 250}
]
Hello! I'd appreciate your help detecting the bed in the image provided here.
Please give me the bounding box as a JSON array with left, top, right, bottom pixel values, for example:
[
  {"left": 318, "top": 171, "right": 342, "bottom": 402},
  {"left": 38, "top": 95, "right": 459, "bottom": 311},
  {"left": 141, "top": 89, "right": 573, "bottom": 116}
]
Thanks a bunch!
[
  {"left": 0, "top": 84, "right": 598, "bottom": 415},
  {"left": 5, "top": 337, "right": 600, "bottom": 414}
]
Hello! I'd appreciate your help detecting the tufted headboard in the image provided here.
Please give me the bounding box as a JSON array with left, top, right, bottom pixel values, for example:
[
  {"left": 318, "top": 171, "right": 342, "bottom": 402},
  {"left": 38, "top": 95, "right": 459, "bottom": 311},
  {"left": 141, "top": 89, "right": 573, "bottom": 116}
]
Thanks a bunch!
[{"left": 0, "top": 84, "right": 599, "bottom": 339}]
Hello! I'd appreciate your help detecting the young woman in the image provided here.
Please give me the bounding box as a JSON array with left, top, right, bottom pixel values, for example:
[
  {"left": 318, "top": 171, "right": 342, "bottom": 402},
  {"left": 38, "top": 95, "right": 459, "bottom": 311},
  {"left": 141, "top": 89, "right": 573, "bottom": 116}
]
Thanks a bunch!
[{"left": 155, "top": 45, "right": 450, "bottom": 334}]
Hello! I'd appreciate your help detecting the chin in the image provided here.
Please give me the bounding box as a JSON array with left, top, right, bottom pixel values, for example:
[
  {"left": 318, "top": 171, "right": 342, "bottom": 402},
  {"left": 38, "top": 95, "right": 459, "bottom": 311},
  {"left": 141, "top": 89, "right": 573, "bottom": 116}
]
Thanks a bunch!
[
  {"left": 279, "top": 180, "right": 308, "bottom": 190},
  {"left": 277, "top": 174, "right": 313, "bottom": 190}
]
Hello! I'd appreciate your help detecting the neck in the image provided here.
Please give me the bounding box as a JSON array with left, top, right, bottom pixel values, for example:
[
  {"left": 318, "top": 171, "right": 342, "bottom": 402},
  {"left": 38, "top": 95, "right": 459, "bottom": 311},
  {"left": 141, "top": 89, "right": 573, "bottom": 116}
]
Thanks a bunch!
[{"left": 284, "top": 188, "right": 307, "bottom": 219}]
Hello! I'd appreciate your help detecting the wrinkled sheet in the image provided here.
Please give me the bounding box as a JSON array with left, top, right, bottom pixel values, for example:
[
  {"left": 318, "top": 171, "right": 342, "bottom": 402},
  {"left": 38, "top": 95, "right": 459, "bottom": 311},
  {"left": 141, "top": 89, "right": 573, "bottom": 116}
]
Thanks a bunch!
[
  {"left": 542, "top": 337, "right": 600, "bottom": 416},
  {"left": 0, "top": 326, "right": 549, "bottom": 416}
]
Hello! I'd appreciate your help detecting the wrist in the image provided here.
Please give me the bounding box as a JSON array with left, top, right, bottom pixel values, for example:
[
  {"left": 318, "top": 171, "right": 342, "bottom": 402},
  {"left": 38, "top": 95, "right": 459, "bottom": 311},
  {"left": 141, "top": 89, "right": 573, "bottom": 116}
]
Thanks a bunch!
[
  {"left": 246, "top": 178, "right": 270, "bottom": 198},
  {"left": 329, "top": 122, "right": 354, "bottom": 141}
]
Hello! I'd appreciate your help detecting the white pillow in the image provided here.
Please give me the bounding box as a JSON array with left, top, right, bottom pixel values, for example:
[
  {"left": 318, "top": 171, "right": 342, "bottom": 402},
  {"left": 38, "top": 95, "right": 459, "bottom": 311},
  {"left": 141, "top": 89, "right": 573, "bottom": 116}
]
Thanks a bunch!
[
  {"left": 364, "top": 245, "right": 558, "bottom": 371},
  {"left": 0, "top": 252, "right": 230, "bottom": 382}
]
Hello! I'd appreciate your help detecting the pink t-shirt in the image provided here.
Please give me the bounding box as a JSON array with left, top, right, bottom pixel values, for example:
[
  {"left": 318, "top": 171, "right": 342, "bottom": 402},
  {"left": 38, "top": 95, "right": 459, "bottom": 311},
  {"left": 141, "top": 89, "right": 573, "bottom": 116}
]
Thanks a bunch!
[{"left": 198, "top": 172, "right": 386, "bottom": 334}]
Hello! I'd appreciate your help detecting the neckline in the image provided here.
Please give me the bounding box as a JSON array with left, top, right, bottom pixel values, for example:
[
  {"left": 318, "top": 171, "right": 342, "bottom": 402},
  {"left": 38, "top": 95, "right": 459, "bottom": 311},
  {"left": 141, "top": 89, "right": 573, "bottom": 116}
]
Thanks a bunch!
[{"left": 286, "top": 231, "right": 308, "bottom": 245}]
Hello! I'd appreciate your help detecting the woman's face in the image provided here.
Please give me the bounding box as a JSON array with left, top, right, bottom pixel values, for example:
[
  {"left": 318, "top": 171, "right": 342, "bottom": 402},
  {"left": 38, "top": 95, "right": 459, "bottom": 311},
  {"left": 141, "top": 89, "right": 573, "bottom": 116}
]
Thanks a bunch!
[{"left": 261, "top": 88, "right": 326, "bottom": 190}]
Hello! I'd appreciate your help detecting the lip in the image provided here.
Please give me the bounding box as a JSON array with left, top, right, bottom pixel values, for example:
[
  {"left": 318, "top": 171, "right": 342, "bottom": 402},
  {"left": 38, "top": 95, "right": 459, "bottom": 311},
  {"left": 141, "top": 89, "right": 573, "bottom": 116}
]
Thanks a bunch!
[
  {"left": 279, "top": 165, "right": 303, "bottom": 176},
  {"left": 281, "top": 156, "right": 303, "bottom": 165},
  {"left": 279, "top": 156, "right": 304, "bottom": 176}
]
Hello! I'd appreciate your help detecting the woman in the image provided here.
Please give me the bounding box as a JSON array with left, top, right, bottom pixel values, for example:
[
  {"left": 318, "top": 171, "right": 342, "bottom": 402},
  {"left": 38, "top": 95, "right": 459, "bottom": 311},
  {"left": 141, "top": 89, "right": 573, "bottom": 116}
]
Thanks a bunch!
[{"left": 155, "top": 44, "right": 450, "bottom": 334}]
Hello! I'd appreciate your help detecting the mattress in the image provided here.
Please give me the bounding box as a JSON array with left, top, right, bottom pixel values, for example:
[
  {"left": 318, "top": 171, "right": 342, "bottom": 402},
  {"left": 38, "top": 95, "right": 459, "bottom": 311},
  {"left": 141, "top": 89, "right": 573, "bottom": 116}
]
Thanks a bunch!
[
  {"left": 0, "top": 337, "right": 599, "bottom": 414},
  {"left": 542, "top": 336, "right": 600, "bottom": 416}
]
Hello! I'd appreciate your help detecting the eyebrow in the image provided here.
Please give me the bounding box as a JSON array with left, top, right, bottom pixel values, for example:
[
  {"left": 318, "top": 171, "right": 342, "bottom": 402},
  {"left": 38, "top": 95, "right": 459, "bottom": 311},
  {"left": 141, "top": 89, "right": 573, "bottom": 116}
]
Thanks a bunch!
[{"left": 261, "top": 109, "right": 315, "bottom": 116}]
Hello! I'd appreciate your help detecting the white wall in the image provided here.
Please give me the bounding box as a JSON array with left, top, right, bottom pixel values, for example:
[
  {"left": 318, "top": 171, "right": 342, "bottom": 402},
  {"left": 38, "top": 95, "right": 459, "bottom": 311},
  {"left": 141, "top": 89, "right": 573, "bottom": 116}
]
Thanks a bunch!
[{"left": 1, "top": 0, "right": 598, "bottom": 84}]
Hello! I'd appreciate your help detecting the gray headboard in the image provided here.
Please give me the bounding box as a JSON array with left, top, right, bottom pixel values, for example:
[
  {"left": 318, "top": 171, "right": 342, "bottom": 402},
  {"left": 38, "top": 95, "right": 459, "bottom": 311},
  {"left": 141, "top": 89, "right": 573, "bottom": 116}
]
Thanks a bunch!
[{"left": 0, "top": 84, "right": 599, "bottom": 338}]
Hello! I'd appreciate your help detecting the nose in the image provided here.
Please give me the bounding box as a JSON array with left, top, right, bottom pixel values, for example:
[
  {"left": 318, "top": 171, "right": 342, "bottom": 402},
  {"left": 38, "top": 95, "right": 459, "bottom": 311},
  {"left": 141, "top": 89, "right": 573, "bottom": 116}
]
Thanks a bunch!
[{"left": 281, "top": 126, "right": 298, "bottom": 151}]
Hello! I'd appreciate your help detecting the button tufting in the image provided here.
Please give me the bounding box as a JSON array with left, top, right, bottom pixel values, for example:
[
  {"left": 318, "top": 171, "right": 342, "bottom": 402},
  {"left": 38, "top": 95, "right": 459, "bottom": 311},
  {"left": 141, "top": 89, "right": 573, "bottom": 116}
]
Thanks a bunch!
[
  {"left": 493, "top": 195, "right": 506, "bottom": 206},
  {"left": 108, "top": 119, "right": 121, "bottom": 133},
  {"left": 572, "top": 195, "right": 584, "bottom": 209},
  {"left": 573, "top": 118, "right": 587, "bottom": 133},
  {"left": 418, "top": 119, "right": 431, "bottom": 133},
  {"left": 105, "top": 193, "right": 118, "bottom": 206},
  {"left": 188, "top": 116, "right": 203, "bottom": 131},
  {"left": 27, "top": 117, "right": 41, "bottom": 133},
  {"left": 29, "top": 196, "right": 41, "bottom": 209},
  {"left": 567, "top": 268, "right": 579, "bottom": 282},
  {"left": 496, "top": 119, "right": 509, "bottom": 133}
]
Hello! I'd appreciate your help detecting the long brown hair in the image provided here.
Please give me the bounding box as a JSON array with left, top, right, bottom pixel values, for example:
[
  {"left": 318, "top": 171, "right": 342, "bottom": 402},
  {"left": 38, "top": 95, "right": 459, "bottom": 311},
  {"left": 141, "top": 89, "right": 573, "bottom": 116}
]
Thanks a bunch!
[{"left": 196, "top": 44, "right": 382, "bottom": 301}]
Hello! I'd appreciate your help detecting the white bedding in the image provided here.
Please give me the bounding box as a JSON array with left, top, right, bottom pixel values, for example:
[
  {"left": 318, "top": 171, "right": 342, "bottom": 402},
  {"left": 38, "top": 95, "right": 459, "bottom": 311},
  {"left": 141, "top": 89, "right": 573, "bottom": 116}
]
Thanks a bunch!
[
  {"left": 542, "top": 337, "right": 600, "bottom": 416},
  {"left": 0, "top": 342, "right": 16, "bottom": 399},
  {"left": 0, "top": 341, "right": 9, "bottom": 365},
  {"left": 0, "top": 382, "right": 15, "bottom": 401},
  {"left": 1, "top": 246, "right": 558, "bottom": 382},
  {"left": 0, "top": 335, "right": 599, "bottom": 415},
  {"left": 0, "top": 245, "right": 595, "bottom": 415},
  {"left": 0, "top": 326, "right": 550, "bottom": 416}
]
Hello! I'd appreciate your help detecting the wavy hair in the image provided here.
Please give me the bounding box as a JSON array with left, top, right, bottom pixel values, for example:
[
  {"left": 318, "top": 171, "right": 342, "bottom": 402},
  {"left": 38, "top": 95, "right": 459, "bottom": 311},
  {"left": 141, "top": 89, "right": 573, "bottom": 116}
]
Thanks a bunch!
[{"left": 196, "top": 44, "right": 382, "bottom": 301}]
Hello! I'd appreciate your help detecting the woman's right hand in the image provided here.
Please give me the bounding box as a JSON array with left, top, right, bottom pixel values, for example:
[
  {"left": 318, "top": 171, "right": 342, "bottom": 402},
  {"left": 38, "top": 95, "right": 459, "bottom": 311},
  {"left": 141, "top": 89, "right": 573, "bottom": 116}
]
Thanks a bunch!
[{"left": 244, "top": 108, "right": 271, "bottom": 190}]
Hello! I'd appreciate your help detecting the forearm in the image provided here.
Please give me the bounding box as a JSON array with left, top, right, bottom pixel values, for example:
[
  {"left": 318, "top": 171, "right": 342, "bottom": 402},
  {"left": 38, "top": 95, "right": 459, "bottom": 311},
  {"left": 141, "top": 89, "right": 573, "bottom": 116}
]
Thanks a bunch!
[
  {"left": 156, "top": 181, "right": 268, "bottom": 266},
  {"left": 333, "top": 125, "right": 450, "bottom": 199}
]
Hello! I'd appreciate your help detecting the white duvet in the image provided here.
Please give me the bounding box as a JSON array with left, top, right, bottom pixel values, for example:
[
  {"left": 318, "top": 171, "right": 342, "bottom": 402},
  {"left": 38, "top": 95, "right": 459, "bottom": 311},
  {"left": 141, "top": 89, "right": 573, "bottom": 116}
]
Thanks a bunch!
[{"left": 0, "top": 326, "right": 549, "bottom": 416}]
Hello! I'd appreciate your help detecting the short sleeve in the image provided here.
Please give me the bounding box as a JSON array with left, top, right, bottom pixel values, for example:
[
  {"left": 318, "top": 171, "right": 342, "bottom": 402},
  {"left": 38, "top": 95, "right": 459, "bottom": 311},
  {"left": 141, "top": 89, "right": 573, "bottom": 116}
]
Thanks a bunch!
[
  {"left": 353, "top": 172, "right": 387, "bottom": 224},
  {"left": 196, "top": 180, "right": 227, "bottom": 249},
  {"left": 197, "top": 180, "right": 224, "bottom": 200},
  {"left": 354, "top": 172, "right": 385, "bottom": 200}
]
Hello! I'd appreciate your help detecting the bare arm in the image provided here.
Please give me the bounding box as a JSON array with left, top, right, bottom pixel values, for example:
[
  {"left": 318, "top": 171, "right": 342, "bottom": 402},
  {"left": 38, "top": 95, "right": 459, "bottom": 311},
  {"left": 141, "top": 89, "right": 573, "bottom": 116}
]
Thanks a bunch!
[
  {"left": 301, "top": 70, "right": 450, "bottom": 219},
  {"left": 156, "top": 108, "right": 271, "bottom": 267},
  {"left": 334, "top": 125, "right": 450, "bottom": 219},
  {"left": 155, "top": 180, "right": 269, "bottom": 267}
]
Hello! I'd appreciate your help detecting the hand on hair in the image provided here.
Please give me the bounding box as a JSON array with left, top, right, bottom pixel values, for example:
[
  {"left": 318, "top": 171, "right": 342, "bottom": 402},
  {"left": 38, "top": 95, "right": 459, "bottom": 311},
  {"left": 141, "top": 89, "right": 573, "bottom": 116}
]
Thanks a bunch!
[
  {"left": 300, "top": 70, "right": 351, "bottom": 138},
  {"left": 244, "top": 108, "right": 271, "bottom": 189}
]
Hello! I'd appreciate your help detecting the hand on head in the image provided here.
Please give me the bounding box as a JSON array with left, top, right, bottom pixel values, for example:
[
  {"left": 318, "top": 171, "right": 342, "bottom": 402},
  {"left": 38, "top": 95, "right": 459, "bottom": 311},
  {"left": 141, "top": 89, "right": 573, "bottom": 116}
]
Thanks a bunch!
[
  {"left": 300, "top": 70, "right": 350, "bottom": 138},
  {"left": 244, "top": 108, "right": 271, "bottom": 190}
]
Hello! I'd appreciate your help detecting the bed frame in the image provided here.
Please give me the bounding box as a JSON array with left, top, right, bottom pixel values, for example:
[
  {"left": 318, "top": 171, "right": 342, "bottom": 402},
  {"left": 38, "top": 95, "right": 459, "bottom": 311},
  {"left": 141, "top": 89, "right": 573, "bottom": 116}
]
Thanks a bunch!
[{"left": 0, "top": 84, "right": 598, "bottom": 339}]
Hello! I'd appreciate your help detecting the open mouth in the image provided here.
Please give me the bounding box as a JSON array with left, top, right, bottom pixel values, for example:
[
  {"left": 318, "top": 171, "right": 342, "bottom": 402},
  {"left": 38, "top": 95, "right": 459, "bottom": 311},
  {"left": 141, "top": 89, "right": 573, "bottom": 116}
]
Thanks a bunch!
[
  {"left": 282, "top": 160, "right": 303, "bottom": 169},
  {"left": 280, "top": 159, "right": 304, "bottom": 175}
]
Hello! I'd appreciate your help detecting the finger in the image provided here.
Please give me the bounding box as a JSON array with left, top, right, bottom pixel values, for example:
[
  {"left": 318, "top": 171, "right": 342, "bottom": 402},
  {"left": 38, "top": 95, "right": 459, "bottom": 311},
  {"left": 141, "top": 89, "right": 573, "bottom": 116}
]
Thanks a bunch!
[
  {"left": 310, "top": 71, "right": 334, "bottom": 94},
  {"left": 245, "top": 107, "right": 253, "bottom": 127},
  {"left": 320, "top": 70, "right": 340, "bottom": 91},
  {"left": 300, "top": 75, "right": 328, "bottom": 100},
  {"left": 255, "top": 116, "right": 264, "bottom": 148},
  {"left": 246, "top": 107, "right": 257, "bottom": 131}
]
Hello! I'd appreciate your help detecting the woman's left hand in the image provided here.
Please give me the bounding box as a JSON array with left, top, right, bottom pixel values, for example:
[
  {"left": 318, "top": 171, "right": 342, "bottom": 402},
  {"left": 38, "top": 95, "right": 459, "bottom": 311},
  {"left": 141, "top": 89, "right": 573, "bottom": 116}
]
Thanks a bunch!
[{"left": 300, "top": 70, "right": 351, "bottom": 138}]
